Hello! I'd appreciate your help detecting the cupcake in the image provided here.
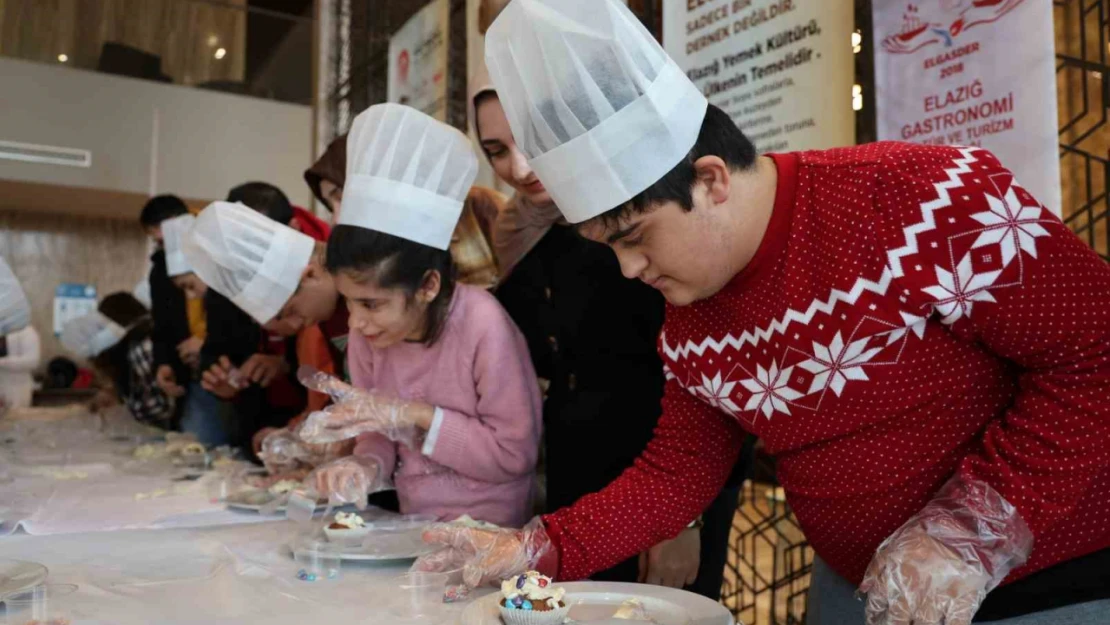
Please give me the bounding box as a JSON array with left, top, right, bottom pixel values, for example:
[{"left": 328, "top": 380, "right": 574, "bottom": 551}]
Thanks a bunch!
[
  {"left": 498, "top": 571, "right": 569, "bottom": 625},
  {"left": 323, "top": 511, "right": 371, "bottom": 543}
]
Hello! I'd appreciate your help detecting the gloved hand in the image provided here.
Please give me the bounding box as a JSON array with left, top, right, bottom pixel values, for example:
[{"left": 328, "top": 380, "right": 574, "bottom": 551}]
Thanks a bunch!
[
  {"left": 304, "top": 455, "right": 390, "bottom": 509},
  {"left": 413, "top": 517, "right": 554, "bottom": 588},
  {"left": 258, "top": 429, "right": 311, "bottom": 475},
  {"left": 296, "top": 366, "right": 419, "bottom": 448},
  {"left": 859, "top": 475, "right": 1034, "bottom": 625}
]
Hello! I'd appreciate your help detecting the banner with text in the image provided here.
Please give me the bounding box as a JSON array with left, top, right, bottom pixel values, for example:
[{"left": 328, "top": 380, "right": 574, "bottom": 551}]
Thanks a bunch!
[
  {"left": 388, "top": 0, "right": 450, "bottom": 121},
  {"left": 874, "top": 0, "right": 1060, "bottom": 214},
  {"left": 663, "top": 0, "right": 855, "bottom": 153}
]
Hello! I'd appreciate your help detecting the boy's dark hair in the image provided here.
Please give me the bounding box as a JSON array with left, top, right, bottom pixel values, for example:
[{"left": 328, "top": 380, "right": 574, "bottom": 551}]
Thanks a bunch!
[
  {"left": 138, "top": 195, "right": 188, "bottom": 228},
  {"left": 98, "top": 292, "right": 149, "bottom": 329},
  {"left": 591, "top": 104, "right": 757, "bottom": 228},
  {"left": 326, "top": 226, "right": 457, "bottom": 345},
  {"left": 227, "top": 182, "right": 293, "bottom": 225}
]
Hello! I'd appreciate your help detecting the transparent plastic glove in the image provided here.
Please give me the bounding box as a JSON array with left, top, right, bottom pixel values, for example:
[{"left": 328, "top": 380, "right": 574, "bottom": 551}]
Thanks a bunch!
[
  {"left": 859, "top": 475, "right": 1034, "bottom": 625},
  {"left": 295, "top": 366, "right": 418, "bottom": 448},
  {"left": 413, "top": 517, "right": 553, "bottom": 588},
  {"left": 258, "top": 429, "right": 310, "bottom": 474},
  {"left": 304, "top": 455, "right": 390, "bottom": 510}
]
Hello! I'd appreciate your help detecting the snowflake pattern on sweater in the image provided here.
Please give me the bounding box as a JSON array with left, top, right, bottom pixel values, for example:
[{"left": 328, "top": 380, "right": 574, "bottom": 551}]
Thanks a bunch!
[{"left": 543, "top": 142, "right": 1110, "bottom": 586}]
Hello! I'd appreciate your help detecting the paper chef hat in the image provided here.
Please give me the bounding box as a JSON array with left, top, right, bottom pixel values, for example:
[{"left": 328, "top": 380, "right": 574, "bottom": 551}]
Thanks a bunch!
[
  {"left": 0, "top": 257, "right": 30, "bottom": 336},
  {"left": 162, "top": 213, "right": 196, "bottom": 278},
  {"left": 339, "top": 103, "right": 479, "bottom": 250},
  {"left": 61, "top": 312, "right": 126, "bottom": 358},
  {"left": 485, "top": 0, "right": 708, "bottom": 223},
  {"left": 182, "top": 201, "right": 314, "bottom": 324}
]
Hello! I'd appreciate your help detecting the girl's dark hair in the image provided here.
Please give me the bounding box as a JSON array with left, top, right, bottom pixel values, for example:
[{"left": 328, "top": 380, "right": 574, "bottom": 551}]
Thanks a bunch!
[
  {"left": 326, "top": 225, "right": 457, "bottom": 345},
  {"left": 98, "top": 292, "right": 149, "bottom": 328}
]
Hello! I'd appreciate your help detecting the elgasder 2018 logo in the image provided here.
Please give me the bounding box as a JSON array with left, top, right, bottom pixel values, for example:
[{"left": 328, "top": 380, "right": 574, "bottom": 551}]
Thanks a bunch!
[{"left": 881, "top": 0, "right": 1026, "bottom": 54}]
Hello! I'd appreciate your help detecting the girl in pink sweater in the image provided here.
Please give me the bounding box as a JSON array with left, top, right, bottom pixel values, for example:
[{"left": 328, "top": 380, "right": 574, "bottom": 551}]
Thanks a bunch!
[{"left": 298, "top": 103, "right": 542, "bottom": 528}]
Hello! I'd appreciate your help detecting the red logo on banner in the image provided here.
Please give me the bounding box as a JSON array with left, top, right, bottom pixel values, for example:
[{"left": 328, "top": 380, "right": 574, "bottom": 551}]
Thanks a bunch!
[{"left": 881, "top": 0, "right": 1026, "bottom": 54}]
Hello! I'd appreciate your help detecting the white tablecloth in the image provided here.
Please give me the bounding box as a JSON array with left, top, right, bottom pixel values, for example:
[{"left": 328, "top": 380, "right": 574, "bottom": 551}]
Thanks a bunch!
[
  {"left": 0, "top": 412, "right": 491, "bottom": 624},
  {"left": 1, "top": 522, "right": 491, "bottom": 624}
]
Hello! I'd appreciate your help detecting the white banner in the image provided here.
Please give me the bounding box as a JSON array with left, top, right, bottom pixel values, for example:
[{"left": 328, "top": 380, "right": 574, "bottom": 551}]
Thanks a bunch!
[
  {"left": 663, "top": 0, "right": 855, "bottom": 153},
  {"left": 388, "top": 0, "right": 450, "bottom": 121},
  {"left": 873, "top": 0, "right": 1060, "bottom": 214}
]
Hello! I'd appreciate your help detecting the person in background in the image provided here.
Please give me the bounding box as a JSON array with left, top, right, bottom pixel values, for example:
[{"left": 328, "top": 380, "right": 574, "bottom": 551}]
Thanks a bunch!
[
  {"left": 471, "top": 69, "right": 746, "bottom": 596},
  {"left": 295, "top": 104, "right": 541, "bottom": 527},
  {"left": 0, "top": 256, "right": 37, "bottom": 412},
  {"left": 304, "top": 134, "right": 348, "bottom": 220},
  {"left": 139, "top": 196, "right": 195, "bottom": 416},
  {"left": 89, "top": 293, "right": 174, "bottom": 429},
  {"left": 195, "top": 183, "right": 327, "bottom": 450},
  {"left": 420, "top": 2, "right": 1110, "bottom": 624},
  {"left": 159, "top": 213, "right": 228, "bottom": 444},
  {"left": 228, "top": 181, "right": 332, "bottom": 242},
  {"left": 303, "top": 133, "right": 504, "bottom": 287}
]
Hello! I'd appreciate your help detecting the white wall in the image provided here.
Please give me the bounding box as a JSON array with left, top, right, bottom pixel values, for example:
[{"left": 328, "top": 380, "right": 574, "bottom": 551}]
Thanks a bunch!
[{"left": 0, "top": 57, "right": 312, "bottom": 206}]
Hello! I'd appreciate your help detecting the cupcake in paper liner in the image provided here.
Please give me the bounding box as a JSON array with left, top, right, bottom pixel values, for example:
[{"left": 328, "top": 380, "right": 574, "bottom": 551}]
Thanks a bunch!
[
  {"left": 323, "top": 511, "right": 371, "bottom": 543},
  {"left": 498, "top": 571, "right": 569, "bottom": 625}
]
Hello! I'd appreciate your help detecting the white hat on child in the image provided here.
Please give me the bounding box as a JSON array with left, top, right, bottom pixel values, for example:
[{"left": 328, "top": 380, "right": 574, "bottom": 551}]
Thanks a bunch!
[
  {"left": 0, "top": 257, "right": 30, "bottom": 335},
  {"left": 339, "top": 103, "right": 479, "bottom": 251},
  {"left": 485, "top": 0, "right": 708, "bottom": 223},
  {"left": 182, "top": 201, "right": 314, "bottom": 324},
  {"left": 60, "top": 312, "right": 126, "bottom": 358},
  {"left": 161, "top": 213, "right": 196, "bottom": 278}
]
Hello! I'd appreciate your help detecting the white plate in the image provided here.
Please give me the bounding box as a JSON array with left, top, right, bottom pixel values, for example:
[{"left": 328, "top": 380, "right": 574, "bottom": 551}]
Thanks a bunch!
[
  {"left": 225, "top": 501, "right": 330, "bottom": 513},
  {"left": 293, "top": 527, "right": 437, "bottom": 562},
  {"left": 461, "top": 582, "right": 734, "bottom": 625},
  {"left": 0, "top": 560, "right": 48, "bottom": 599}
]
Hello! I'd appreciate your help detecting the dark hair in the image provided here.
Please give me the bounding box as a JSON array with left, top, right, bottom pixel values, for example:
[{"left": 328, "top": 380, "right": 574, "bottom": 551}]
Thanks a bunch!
[
  {"left": 472, "top": 91, "right": 500, "bottom": 143},
  {"left": 139, "top": 195, "right": 188, "bottom": 227},
  {"left": 326, "top": 226, "right": 456, "bottom": 345},
  {"left": 45, "top": 357, "right": 78, "bottom": 389},
  {"left": 227, "top": 182, "right": 293, "bottom": 225},
  {"left": 591, "top": 104, "right": 757, "bottom": 228},
  {"left": 98, "top": 292, "right": 149, "bottom": 329}
]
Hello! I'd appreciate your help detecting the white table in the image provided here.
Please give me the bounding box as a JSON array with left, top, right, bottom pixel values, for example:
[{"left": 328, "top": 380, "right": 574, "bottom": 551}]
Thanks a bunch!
[
  {"left": 1, "top": 522, "right": 488, "bottom": 624},
  {"left": 0, "top": 411, "right": 489, "bottom": 624}
]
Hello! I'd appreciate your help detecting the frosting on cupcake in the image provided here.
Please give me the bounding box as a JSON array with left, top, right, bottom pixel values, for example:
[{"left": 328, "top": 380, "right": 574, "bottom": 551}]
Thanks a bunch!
[
  {"left": 331, "top": 511, "right": 366, "bottom": 529},
  {"left": 500, "top": 571, "right": 565, "bottom": 610}
]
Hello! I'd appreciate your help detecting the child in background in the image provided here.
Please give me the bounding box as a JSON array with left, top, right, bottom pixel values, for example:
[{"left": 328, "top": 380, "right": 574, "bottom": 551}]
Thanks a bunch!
[
  {"left": 159, "top": 213, "right": 228, "bottom": 443},
  {"left": 297, "top": 104, "right": 542, "bottom": 527},
  {"left": 139, "top": 196, "right": 197, "bottom": 406},
  {"left": 194, "top": 183, "right": 328, "bottom": 449},
  {"left": 60, "top": 295, "right": 174, "bottom": 428}
]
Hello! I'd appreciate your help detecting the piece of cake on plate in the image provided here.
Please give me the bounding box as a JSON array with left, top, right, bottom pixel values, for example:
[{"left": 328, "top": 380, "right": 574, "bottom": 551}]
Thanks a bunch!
[
  {"left": 498, "top": 571, "right": 569, "bottom": 625},
  {"left": 323, "top": 511, "right": 371, "bottom": 543}
]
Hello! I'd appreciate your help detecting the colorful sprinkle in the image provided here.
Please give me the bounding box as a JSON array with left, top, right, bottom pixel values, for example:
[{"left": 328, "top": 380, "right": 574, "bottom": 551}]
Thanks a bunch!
[
  {"left": 512, "top": 596, "right": 524, "bottom": 607},
  {"left": 516, "top": 575, "right": 526, "bottom": 589},
  {"left": 538, "top": 578, "right": 548, "bottom": 588},
  {"left": 522, "top": 600, "right": 533, "bottom": 610}
]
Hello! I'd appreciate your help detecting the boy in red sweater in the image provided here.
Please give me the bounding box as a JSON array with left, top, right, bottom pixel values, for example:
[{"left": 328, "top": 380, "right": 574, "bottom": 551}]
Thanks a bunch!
[{"left": 403, "top": 1, "right": 1110, "bottom": 624}]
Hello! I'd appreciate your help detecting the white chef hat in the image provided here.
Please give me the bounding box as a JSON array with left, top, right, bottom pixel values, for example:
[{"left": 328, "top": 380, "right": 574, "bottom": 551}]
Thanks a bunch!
[
  {"left": 161, "top": 213, "right": 196, "bottom": 277},
  {"left": 0, "top": 257, "right": 30, "bottom": 336},
  {"left": 182, "top": 201, "right": 314, "bottom": 324},
  {"left": 485, "top": 0, "right": 708, "bottom": 223},
  {"left": 60, "top": 312, "right": 126, "bottom": 358},
  {"left": 339, "top": 103, "right": 479, "bottom": 250}
]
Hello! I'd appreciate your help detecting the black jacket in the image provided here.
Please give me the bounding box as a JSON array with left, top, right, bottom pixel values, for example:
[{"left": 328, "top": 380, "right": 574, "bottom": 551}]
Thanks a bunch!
[
  {"left": 496, "top": 225, "right": 668, "bottom": 511},
  {"left": 199, "top": 290, "right": 261, "bottom": 373},
  {"left": 148, "top": 250, "right": 191, "bottom": 383}
]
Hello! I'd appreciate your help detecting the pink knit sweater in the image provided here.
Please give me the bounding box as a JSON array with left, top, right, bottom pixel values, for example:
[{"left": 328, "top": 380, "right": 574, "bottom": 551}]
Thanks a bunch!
[{"left": 350, "top": 284, "right": 542, "bottom": 527}]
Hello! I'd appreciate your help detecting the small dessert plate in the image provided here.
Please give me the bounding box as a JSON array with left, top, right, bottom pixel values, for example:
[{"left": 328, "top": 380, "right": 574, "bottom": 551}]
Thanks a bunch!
[{"left": 461, "top": 582, "right": 735, "bottom": 625}]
